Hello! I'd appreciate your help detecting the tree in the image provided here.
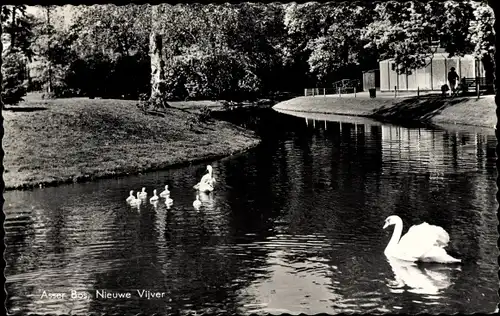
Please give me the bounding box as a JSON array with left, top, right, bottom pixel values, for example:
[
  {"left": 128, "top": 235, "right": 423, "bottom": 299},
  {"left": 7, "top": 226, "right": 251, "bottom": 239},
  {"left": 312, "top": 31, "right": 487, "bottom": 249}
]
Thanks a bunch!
[
  {"left": 70, "top": 4, "right": 150, "bottom": 59},
  {"left": 468, "top": 1, "right": 495, "bottom": 92},
  {"left": 362, "top": 1, "right": 442, "bottom": 74},
  {"left": 149, "top": 4, "right": 168, "bottom": 108},
  {"left": 3, "top": 5, "right": 36, "bottom": 59},
  {"left": 2, "top": 51, "right": 28, "bottom": 105},
  {"left": 157, "top": 3, "right": 280, "bottom": 101},
  {"left": 363, "top": 0, "right": 495, "bottom": 82},
  {"left": 306, "top": 3, "right": 375, "bottom": 84},
  {"left": 1, "top": 5, "right": 30, "bottom": 106},
  {"left": 282, "top": 2, "right": 324, "bottom": 88},
  {"left": 1, "top": 5, "right": 4, "bottom": 110}
]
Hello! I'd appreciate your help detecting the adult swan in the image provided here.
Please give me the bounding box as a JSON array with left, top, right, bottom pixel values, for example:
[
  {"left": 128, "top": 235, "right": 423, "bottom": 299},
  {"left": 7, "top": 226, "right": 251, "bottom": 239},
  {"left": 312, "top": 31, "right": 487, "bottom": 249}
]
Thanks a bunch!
[
  {"left": 194, "top": 165, "right": 216, "bottom": 192},
  {"left": 383, "top": 215, "right": 461, "bottom": 264}
]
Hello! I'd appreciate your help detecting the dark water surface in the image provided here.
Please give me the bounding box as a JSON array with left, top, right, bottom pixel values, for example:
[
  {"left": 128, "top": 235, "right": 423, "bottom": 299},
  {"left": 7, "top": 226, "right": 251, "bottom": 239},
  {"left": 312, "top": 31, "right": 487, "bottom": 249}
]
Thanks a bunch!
[{"left": 5, "top": 108, "right": 498, "bottom": 315}]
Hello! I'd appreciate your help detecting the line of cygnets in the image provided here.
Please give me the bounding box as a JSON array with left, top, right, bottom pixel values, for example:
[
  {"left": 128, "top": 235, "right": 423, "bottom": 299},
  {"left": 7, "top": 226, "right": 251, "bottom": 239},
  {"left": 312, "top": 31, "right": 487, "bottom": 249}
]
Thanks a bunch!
[{"left": 124, "top": 165, "right": 215, "bottom": 210}]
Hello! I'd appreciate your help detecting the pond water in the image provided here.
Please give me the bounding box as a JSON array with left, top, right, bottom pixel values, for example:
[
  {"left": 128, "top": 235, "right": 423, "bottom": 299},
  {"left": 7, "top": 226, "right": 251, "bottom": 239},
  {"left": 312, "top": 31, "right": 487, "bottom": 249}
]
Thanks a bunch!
[{"left": 5, "top": 108, "right": 498, "bottom": 315}]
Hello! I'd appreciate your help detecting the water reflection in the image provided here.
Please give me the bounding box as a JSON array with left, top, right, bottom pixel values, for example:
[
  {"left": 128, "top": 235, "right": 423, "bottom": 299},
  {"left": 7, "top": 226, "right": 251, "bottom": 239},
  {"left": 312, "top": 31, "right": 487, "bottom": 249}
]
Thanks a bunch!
[
  {"left": 386, "top": 258, "right": 458, "bottom": 295},
  {"left": 5, "top": 109, "right": 498, "bottom": 315}
]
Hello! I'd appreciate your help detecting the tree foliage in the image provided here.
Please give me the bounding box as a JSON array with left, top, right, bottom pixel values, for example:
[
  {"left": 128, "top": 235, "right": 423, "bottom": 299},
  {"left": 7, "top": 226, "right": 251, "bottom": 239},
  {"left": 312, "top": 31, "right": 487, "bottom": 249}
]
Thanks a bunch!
[
  {"left": 2, "top": 50, "right": 28, "bottom": 105},
  {"left": 1, "top": 5, "right": 33, "bottom": 105},
  {"left": 4, "top": 2, "right": 494, "bottom": 101},
  {"left": 363, "top": 0, "right": 495, "bottom": 75}
]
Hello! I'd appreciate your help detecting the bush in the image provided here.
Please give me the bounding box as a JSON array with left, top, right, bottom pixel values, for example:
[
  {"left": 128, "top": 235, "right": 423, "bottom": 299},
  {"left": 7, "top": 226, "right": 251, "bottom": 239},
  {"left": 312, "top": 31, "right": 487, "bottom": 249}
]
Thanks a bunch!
[
  {"left": 198, "top": 105, "right": 212, "bottom": 122},
  {"left": 2, "top": 52, "right": 28, "bottom": 105},
  {"left": 57, "top": 53, "right": 150, "bottom": 100},
  {"left": 108, "top": 54, "right": 150, "bottom": 99},
  {"left": 164, "top": 52, "right": 264, "bottom": 102}
]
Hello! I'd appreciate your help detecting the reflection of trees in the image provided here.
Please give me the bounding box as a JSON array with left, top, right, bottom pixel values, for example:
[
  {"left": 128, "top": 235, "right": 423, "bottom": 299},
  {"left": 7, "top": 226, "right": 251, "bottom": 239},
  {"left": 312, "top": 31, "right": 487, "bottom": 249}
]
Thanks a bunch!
[
  {"left": 7, "top": 108, "right": 498, "bottom": 314},
  {"left": 5, "top": 201, "right": 38, "bottom": 314},
  {"left": 294, "top": 114, "right": 497, "bottom": 312},
  {"left": 305, "top": 119, "right": 385, "bottom": 232},
  {"left": 5, "top": 186, "right": 125, "bottom": 314}
]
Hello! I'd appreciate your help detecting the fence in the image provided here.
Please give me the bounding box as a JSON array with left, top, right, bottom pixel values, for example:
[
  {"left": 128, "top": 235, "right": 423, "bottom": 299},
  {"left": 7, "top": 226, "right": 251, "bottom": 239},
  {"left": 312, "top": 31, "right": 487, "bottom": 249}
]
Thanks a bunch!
[
  {"left": 305, "top": 82, "right": 487, "bottom": 100},
  {"left": 304, "top": 87, "right": 360, "bottom": 97},
  {"left": 304, "top": 78, "right": 362, "bottom": 97}
]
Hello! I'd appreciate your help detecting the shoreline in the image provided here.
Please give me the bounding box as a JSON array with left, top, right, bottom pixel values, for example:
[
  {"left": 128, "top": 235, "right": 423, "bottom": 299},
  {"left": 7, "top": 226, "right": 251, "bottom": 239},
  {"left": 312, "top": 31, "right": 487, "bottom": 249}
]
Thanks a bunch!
[
  {"left": 3, "top": 142, "right": 260, "bottom": 192},
  {"left": 3, "top": 97, "right": 262, "bottom": 191},
  {"left": 272, "top": 93, "right": 497, "bottom": 129}
]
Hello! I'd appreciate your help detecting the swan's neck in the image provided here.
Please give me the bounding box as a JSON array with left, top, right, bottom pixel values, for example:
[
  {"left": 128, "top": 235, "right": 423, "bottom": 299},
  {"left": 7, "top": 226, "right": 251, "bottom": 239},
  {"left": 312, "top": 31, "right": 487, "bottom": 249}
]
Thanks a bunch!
[{"left": 386, "top": 220, "right": 403, "bottom": 252}]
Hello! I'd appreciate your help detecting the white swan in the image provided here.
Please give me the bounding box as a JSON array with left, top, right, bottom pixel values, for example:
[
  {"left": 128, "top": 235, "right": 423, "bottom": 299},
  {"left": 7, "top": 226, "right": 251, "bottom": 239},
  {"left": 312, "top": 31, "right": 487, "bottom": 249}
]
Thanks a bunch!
[
  {"left": 130, "top": 192, "right": 142, "bottom": 206},
  {"left": 194, "top": 165, "right": 216, "bottom": 192},
  {"left": 193, "top": 194, "right": 202, "bottom": 209},
  {"left": 139, "top": 187, "right": 147, "bottom": 198},
  {"left": 159, "top": 185, "right": 170, "bottom": 197},
  {"left": 126, "top": 190, "right": 135, "bottom": 203},
  {"left": 383, "top": 215, "right": 461, "bottom": 263},
  {"left": 386, "top": 257, "right": 457, "bottom": 295},
  {"left": 150, "top": 189, "right": 159, "bottom": 203},
  {"left": 150, "top": 200, "right": 159, "bottom": 209}
]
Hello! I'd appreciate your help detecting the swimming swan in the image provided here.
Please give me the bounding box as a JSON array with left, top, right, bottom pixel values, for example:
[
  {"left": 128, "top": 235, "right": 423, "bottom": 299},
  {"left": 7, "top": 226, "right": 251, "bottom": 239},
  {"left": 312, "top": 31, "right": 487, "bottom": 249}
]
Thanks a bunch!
[
  {"left": 194, "top": 165, "right": 216, "bottom": 192},
  {"left": 193, "top": 195, "right": 202, "bottom": 209},
  {"left": 130, "top": 192, "right": 142, "bottom": 206},
  {"left": 126, "top": 190, "right": 135, "bottom": 203},
  {"left": 160, "top": 185, "right": 170, "bottom": 197},
  {"left": 150, "top": 189, "right": 159, "bottom": 202},
  {"left": 150, "top": 200, "right": 159, "bottom": 209},
  {"left": 383, "top": 215, "right": 461, "bottom": 264},
  {"left": 139, "top": 187, "right": 147, "bottom": 198}
]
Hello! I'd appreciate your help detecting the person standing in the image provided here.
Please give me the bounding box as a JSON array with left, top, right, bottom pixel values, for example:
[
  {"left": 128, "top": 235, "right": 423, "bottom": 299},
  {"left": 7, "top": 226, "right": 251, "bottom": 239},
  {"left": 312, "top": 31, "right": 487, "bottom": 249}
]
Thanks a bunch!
[{"left": 447, "top": 67, "right": 460, "bottom": 96}]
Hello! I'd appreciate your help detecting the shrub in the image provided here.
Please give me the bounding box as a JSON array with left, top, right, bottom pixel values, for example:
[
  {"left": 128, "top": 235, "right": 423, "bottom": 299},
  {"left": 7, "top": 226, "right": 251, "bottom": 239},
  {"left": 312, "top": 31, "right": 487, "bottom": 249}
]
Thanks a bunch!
[
  {"left": 135, "top": 91, "right": 170, "bottom": 113},
  {"left": 164, "top": 52, "right": 264, "bottom": 102},
  {"left": 106, "top": 53, "right": 150, "bottom": 99},
  {"left": 2, "top": 52, "right": 28, "bottom": 105},
  {"left": 198, "top": 105, "right": 212, "bottom": 123}
]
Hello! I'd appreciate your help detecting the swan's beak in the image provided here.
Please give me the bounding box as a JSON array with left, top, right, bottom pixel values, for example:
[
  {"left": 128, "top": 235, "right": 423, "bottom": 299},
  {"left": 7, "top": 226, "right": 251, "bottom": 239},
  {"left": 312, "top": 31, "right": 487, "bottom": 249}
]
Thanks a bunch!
[{"left": 383, "top": 222, "right": 389, "bottom": 229}]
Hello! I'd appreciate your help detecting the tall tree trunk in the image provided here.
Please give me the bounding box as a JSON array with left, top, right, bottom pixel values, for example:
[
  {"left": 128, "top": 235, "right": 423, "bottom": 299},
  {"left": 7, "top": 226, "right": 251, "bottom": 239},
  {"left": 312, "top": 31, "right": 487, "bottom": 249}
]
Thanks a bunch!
[
  {"left": 149, "top": 5, "right": 168, "bottom": 108},
  {"left": 0, "top": 5, "right": 5, "bottom": 226},
  {"left": 46, "top": 7, "right": 52, "bottom": 94},
  {"left": 10, "top": 7, "right": 16, "bottom": 51},
  {"left": 1, "top": 5, "right": 4, "bottom": 110}
]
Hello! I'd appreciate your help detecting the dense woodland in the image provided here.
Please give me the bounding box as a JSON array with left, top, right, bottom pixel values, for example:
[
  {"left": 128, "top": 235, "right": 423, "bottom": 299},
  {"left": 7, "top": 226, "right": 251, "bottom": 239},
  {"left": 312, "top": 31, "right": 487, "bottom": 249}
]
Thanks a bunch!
[{"left": 0, "top": 1, "right": 495, "bottom": 106}]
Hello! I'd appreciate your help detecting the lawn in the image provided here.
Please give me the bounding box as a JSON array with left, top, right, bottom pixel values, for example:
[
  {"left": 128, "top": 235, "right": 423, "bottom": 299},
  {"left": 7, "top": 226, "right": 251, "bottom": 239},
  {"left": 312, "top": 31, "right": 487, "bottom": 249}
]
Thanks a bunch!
[
  {"left": 274, "top": 94, "right": 496, "bottom": 128},
  {"left": 3, "top": 97, "right": 260, "bottom": 190}
]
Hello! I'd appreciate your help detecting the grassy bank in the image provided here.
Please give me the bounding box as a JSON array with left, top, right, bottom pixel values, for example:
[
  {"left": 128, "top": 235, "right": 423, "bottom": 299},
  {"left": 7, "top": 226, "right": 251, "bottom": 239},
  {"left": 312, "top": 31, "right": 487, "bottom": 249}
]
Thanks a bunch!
[
  {"left": 273, "top": 93, "right": 496, "bottom": 128},
  {"left": 3, "top": 97, "right": 261, "bottom": 190}
]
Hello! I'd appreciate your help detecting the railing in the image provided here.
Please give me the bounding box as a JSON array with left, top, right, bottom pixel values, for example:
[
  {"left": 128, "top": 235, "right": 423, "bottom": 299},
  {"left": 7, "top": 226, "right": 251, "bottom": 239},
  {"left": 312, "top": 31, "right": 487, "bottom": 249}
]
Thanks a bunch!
[
  {"left": 333, "top": 79, "right": 361, "bottom": 94},
  {"left": 304, "top": 79, "right": 363, "bottom": 97},
  {"left": 304, "top": 87, "right": 360, "bottom": 97},
  {"left": 304, "top": 88, "right": 337, "bottom": 96}
]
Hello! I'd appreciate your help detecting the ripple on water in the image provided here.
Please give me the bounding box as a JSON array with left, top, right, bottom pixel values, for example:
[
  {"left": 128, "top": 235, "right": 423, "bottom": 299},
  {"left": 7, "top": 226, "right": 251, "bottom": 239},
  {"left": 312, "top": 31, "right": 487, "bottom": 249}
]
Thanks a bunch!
[{"left": 4, "top": 111, "right": 498, "bottom": 315}]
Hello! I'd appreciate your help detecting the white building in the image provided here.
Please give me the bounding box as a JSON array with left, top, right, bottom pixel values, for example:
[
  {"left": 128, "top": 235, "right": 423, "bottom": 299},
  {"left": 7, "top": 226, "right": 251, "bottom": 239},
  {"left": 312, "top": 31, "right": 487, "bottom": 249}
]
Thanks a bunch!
[{"left": 379, "top": 52, "right": 486, "bottom": 92}]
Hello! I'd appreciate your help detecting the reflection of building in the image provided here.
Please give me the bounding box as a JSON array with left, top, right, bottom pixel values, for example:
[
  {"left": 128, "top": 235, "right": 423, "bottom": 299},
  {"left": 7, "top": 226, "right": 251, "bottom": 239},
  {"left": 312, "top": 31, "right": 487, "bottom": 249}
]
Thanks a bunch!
[
  {"left": 379, "top": 51, "right": 485, "bottom": 92},
  {"left": 305, "top": 118, "right": 375, "bottom": 138},
  {"left": 380, "top": 126, "right": 484, "bottom": 175}
]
